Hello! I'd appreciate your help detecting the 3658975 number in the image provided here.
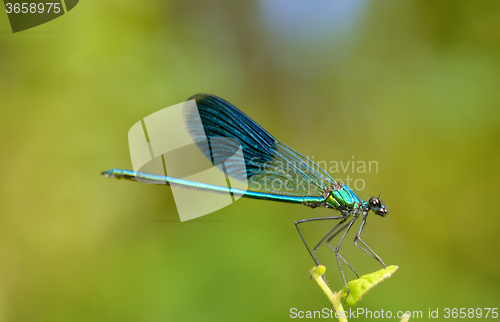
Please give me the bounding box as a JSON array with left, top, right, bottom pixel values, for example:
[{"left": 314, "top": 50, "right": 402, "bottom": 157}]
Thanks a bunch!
[
  {"left": 444, "top": 308, "right": 498, "bottom": 318},
  {"left": 5, "top": 3, "right": 61, "bottom": 14}
]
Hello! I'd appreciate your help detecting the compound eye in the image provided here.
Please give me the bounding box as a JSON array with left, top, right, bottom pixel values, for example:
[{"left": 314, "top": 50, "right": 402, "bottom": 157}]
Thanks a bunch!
[{"left": 369, "top": 197, "right": 380, "bottom": 207}]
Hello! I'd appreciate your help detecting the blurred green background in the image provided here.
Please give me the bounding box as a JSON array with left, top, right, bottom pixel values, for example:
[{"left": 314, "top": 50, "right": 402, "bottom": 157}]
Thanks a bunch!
[{"left": 1, "top": 1, "right": 499, "bottom": 321}]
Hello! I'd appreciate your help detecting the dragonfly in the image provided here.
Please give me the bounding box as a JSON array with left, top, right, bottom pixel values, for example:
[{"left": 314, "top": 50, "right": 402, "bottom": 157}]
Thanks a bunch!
[{"left": 102, "top": 93, "right": 389, "bottom": 294}]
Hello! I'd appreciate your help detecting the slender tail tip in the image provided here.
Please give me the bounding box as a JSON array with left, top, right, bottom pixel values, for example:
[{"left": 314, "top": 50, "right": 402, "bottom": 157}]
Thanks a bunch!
[{"left": 101, "top": 169, "right": 115, "bottom": 178}]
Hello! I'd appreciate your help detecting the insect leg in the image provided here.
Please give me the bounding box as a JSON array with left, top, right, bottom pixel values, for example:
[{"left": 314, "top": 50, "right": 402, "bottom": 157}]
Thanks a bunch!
[
  {"left": 295, "top": 215, "right": 346, "bottom": 266},
  {"left": 327, "top": 216, "right": 358, "bottom": 298},
  {"left": 353, "top": 213, "right": 386, "bottom": 268}
]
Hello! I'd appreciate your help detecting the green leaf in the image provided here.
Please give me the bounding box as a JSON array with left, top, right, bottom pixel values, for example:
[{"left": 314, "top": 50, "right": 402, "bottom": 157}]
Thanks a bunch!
[{"left": 341, "top": 265, "right": 399, "bottom": 307}]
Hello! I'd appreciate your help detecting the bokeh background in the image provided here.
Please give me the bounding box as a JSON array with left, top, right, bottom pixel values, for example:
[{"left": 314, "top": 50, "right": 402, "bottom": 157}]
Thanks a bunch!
[{"left": 1, "top": 1, "right": 499, "bottom": 321}]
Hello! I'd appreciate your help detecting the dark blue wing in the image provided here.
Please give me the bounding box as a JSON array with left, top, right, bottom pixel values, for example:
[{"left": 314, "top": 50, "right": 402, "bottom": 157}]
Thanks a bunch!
[{"left": 183, "top": 94, "right": 335, "bottom": 196}]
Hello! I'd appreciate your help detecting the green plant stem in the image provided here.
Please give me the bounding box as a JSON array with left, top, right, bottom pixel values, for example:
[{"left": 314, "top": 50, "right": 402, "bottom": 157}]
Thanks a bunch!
[{"left": 310, "top": 266, "right": 347, "bottom": 322}]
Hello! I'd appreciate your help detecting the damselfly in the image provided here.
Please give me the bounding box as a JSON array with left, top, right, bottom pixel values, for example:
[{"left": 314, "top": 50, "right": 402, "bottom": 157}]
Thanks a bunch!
[{"left": 102, "top": 94, "right": 389, "bottom": 294}]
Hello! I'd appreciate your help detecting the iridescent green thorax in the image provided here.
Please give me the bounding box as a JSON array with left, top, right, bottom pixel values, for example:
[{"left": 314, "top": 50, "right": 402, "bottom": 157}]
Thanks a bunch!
[{"left": 324, "top": 183, "right": 361, "bottom": 209}]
